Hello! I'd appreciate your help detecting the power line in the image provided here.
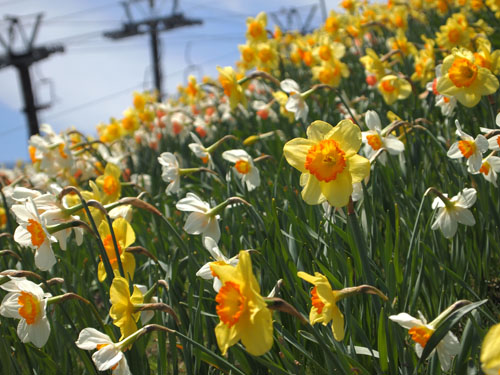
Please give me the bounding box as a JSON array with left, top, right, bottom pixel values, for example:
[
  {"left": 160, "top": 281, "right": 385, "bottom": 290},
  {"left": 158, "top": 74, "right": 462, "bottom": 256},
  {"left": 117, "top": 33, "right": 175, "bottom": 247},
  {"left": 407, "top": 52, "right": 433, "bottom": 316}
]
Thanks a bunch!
[{"left": 44, "top": 49, "right": 239, "bottom": 120}]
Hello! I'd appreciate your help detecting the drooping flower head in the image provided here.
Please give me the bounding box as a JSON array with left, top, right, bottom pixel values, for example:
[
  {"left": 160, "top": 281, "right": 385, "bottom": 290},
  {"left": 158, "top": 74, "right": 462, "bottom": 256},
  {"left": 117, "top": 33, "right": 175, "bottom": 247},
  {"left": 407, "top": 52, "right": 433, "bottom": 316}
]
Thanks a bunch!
[
  {"left": 390, "top": 311, "right": 460, "bottom": 371},
  {"left": 283, "top": 119, "right": 370, "bottom": 207},
  {"left": 110, "top": 276, "right": 144, "bottom": 340},
  {"left": 75, "top": 328, "right": 131, "bottom": 375},
  {"left": 97, "top": 218, "right": 136, "bottom": 282},
  {"left": 298, "top": 271, "right": 345, "bottom": 341},
  {"left": 210, "top": 250, "right": 273, "bottom": 356}
]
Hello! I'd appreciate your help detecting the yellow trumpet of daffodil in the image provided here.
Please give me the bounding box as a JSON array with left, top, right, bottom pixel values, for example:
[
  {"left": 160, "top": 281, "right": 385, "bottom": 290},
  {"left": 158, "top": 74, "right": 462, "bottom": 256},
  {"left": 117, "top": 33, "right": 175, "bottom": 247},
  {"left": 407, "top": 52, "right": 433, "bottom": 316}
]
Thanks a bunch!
[
  {"left": 436, "top": 48, "right": 499, "bottom": 107},
  {"left": 110, "top": 275, "right": 144, "bottom": 340},
  {"left": 95, "top": 163, "right": 122, "bottom": 204},
  {"left": 283, "top": 119, "right": 370, "bottom": 208},
  {"left": 97, "top": 218, "right": 136, "bottom": 283},
  {"left": 210, "top": 250, "right": 273, "bottom": 356},
  {"left": 481, "top": 323, "right": 500, "bottom": 375}
]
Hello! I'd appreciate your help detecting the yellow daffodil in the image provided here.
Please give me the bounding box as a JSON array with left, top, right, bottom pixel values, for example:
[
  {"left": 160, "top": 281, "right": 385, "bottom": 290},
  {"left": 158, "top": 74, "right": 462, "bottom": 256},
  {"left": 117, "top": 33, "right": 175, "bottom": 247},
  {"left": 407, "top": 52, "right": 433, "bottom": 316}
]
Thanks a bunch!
[
  {"left": 283, "top": 120, "right": 370, "bottom": 207},
  {"left": 97, "top": 218, "right": 136, "bottom": 283},
  {"left": 298, "top": 271, "right": 345, "bottom": 341},
  {"left": 298, "top": 272, "right": 387, "bottom": 341},
  {"left": 95, "top": 163, "right": 122, "bottom": 204},
  {"left": 210, "top": 250, "right": 273, "bottom": 356},
  {"left": 110, "top": 276, "right": 144, "bottom": 340},
  {"left": 377, "top": 75, "right": 412, "bottom": 105},
  {"left": 246, "top": 12, "right": 267, "bottom": 43},
  {"left": 217, "top": 66, "right": 247, "bottom": 111},
  {"left": 0, "top": 206, "right": 7, "bottom": 230},
  {"left": 312, "top": 59, "right": 349, "bottom": 87},
  {"left": 481, "top": 323, "right": 500, "bottom": 375},
  {"left": 436, "top": 48, "right": 499, "bottom": 107},
  {"left": 360, "top": 48, "right": 390, "bottom": 81},
  {"left": 435, "top": 13, "right": 472, "bottom": 50}
]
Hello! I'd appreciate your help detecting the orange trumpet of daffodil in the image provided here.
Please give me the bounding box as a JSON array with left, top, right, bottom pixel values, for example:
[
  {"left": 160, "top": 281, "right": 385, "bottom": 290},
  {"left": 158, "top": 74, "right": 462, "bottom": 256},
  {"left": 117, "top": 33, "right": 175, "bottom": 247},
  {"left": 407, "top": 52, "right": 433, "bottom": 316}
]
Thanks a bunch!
[
  {"left": 210, "top": 250, "right": 273, "bottom": 356},
  {"left": 283, "top": 119, "right": 370, "bottom": 207},
  {"left": 298, "top": 271, "right": 387, "bottom": 341}
]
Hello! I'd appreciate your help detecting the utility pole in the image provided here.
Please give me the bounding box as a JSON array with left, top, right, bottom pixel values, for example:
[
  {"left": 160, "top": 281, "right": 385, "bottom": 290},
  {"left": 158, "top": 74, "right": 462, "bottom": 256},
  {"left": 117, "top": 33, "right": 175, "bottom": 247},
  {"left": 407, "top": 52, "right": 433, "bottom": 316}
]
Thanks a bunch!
[
  {"left": 104, "top": 0, "right": 202, "bottom": 99},
  {"left": 0, "top": 15, "right": 64, "bottom": 136}
]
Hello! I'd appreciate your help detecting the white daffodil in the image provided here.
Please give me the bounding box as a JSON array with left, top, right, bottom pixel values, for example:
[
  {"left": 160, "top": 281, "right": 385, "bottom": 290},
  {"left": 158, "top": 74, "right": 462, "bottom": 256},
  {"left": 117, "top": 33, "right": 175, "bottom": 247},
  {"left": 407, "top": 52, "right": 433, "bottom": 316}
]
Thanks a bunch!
[
  {"left": 473, "top": 154, "right": 500, "bottom": 186},
  {"left": 362, "top": 110, "right": 405, "bottom": 165},
  {"left": 447, "top": 120, "right": 488, "bottom": 173},
  {"left": 196, "top": 237, "right": 239, "bottom": 292},
  {"left": 431, "top": 188, "right": 476, "bottom": 238},
  {"left": 11, "top": 199, "right": 58, "bottom": 271},
  {"left": 252, "top": 100, "right": 278, "bottom": 122},
  {"left": 158, "top": 152, "right": 181, "bottom": 194},
  {"left": 281, "top": 79, "right": 309, "bottom": 122},
  {"left": 426, "top": 65, "right": 456, "bottom": 117},
  {"left": 75, "top": 328, "right": 131, "bottom": 375},
  {"left": 389, "top": 312, "right": 460, "bottom": 371},
  {"left": 176, "top": 193, "right": 220, "bottom": 242},
  {"left": 222, "top": 149, "right": 260, "bottom": 191},
  {"left": 0, "top": 278, "right": 52, "bottom": 348},
  {"left": 188, "top": 132, "right": 213, "bottom": 168}
]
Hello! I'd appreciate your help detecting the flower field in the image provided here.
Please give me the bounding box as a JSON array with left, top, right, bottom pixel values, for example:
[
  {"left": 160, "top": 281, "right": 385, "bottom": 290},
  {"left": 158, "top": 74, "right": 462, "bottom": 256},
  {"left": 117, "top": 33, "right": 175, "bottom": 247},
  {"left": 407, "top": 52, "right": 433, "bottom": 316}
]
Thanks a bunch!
[{"left": 1, "top": 1, "right": 500, "bottom": 374}]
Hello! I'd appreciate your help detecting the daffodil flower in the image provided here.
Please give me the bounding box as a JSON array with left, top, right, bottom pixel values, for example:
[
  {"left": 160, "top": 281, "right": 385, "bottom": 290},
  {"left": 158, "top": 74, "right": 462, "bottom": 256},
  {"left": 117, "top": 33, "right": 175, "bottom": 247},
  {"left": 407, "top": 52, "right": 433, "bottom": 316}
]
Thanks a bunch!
[
  {"left": 217, "top": 66, "right": 247, "bottom": 110},
  {"left": 297, "top": 271, "right": 345, "bottom": 341},
  {"left": 176, "top": 193, "right": 221, "bottom": 242},
  {"left": 430, "top": 187, "right": 476, "bottom": 238},
  {"left": 280, "top": 79, "right": 309, "bottom": 122},
  {"left": 473, "top": 154, "right": 500, "bottom": 186},
  {"left": 447, "top": 120, "right": 488, "bottom": 173},
  {"left": 110, "top": 276, "right": 144, "bottom": 340},
  {"left": 436, "top": 48, "right": 499, "bottom": 108},
  {"left": 481, "top": 323, "right": 500, "bottom": 375},
  {"left": 95, "top": 163, "right": 122, "bottom": 204},
  {"left": 12, "top": 199, "right": 58, "bottom": 271},
  {"left": 210, "top": 250, "right": 273, "bottom": 356},
  {"left": 188, "top": 132, "right": 213, "bottom": 167},
  {"left": 222, "top": 149, "right": 261, "bottom": 191},
  {"left": 75, "top": 328, "right": 131, "bottom": 375},
  {"left": 97, "top": 218, "right": 136, "bottom": 283},
  {"left": 298, "top": 271, "right": 387, "bottom": 341},
  {"left": 389, "top": 311, "right": 460, "bottom": 371},
  {"left": 158, "top": 152, "right": 181, "bottom": 194},
  {"left": 283, "top": 119, "right": 370, "bottom": 207},
  {"left": 362, "top": 110, "right": 404, "bottom": 165},
  {"left": 377, "top": 75, "right": 412, "bottom": 105},
  {"left": 0, "top": 278, "right": 51, "bottom": 348},
  {"left": 196, "top": 237, "right": 239, "bottom": 292}
]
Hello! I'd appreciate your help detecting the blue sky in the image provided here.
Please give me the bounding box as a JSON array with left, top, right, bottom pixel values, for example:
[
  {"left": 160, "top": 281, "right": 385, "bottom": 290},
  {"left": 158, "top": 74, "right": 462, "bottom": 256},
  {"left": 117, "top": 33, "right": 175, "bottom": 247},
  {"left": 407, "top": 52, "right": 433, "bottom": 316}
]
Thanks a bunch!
[{"left": 0, "top": 0, "right": 326, "bottom": 165}]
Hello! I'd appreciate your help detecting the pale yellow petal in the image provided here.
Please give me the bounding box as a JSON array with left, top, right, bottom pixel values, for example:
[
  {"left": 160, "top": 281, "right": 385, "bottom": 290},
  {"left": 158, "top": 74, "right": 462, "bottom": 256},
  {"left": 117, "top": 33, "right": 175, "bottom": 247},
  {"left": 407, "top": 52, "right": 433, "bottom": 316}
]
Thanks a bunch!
[
  {"left": 301, "top": 176, "right": 323, "bottom": 205},
  {"left": 283, "top": 138, "right": 315, "bottom": 173},
  {"left": 326, "top": 120, "right": 362, "bottom": 155},
  {"left": 320, "top": 170, "right": 352, "bottom": 208},
  {"left": 307, "top": 121, "right": 333, "bottom": 141},
  {"left": 348, "top": 154, "right": 370, "bottom": 183}
]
